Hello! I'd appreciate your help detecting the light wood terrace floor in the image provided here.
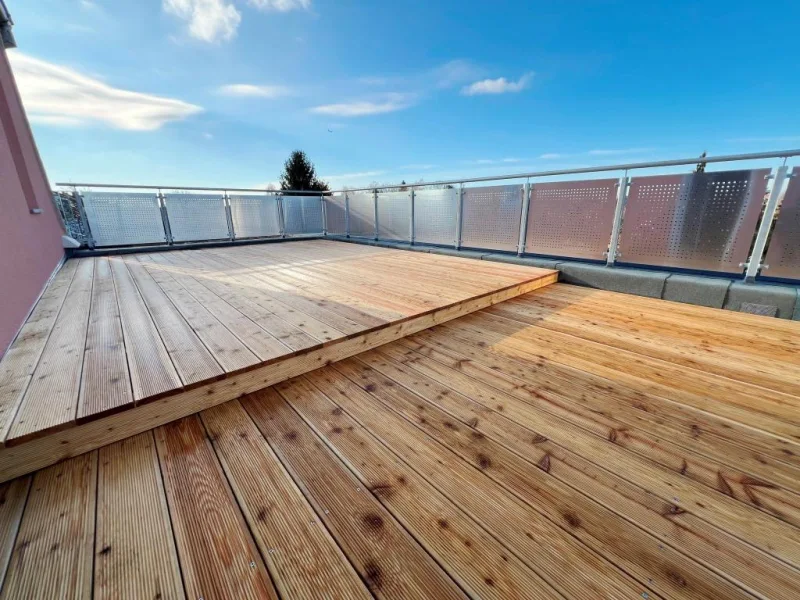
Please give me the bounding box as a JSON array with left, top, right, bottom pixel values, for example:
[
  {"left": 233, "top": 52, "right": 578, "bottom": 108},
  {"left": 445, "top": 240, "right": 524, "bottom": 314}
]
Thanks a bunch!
[
  {"left": 0, "top": 240, "right": 556, "bottom": 480},
  {"left": 1, "top": 284, "right": 799, "bottom": 599}
]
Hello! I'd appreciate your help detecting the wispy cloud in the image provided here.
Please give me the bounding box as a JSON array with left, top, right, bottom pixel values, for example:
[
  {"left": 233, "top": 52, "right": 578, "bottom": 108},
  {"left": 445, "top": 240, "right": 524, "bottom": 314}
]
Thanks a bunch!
[
  {"left": 587, "top": 147, "right": 654, "bottom": 156},
  {"left": 247, "top": 0, "right": 311, "bottom": 11},
  {"left": 163, "top": 0, "right": 241, "bottom": 43},
  {"left": 434, "top": 60, "right": 486, "bottom": 89},
  {"left": 539, "top": 153, "right": 566, "bottom": 160},
  {"left": 218, "top": 83, "right": 292, "bottom": 98},
  {"left": 398, "top": 163, "right": 437, "bottom": 171},
  {"left": 9, "top": 51, "right": 203, "bottom": 131},
  {"left": 310, "top": 93, "right": 415, "bottom": 117},
  {"left": 461, "top": 73, "right": 533, "bottom": 96}
]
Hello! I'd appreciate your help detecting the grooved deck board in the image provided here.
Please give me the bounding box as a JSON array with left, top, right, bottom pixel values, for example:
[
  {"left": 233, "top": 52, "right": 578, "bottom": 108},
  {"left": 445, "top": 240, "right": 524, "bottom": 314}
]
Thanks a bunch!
[
  {"left": 154, "top": 416, "right": 278, "bottom": 600},
  {"left": 2, "top": 283, "right": 800, "bottom": 599},
  {"left": 78, "top": 257, "right": 133, "bottom": 420},
  {"left": 0, "top": 241, "right": 556, "bottom": 478},
  {"left": 95, "top": 432, "right": 183, "bottom": 600},
  {"left": 0, "top": 453, "right": 96, "bottom": 600}
]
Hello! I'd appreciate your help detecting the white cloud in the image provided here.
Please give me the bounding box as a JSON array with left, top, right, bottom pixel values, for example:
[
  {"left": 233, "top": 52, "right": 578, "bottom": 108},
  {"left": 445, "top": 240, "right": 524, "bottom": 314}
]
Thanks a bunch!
[
  {"left": 203, "top": 132, "right": 214, "bottom": 139},
  {"left": 310, "top": 93, "right": 414, "bottom": 117},
  {"left": 461, "top": 73, "right": 533, "bottom": 96},
  {"left": 218, "top": 83, "right": 292, "bottom": 98},
  {"left": 468, "top": 157, "right": 523, "bottom": 165},
  {"left": 163, "top": 0, "right": 241, "bottom": 43},
  {"left": 434, "top": 60, "right": 485, "bottom": 89},
  {"left": 247, "top": 0, "right": 311, "bottom": 11},
  {"left": 588, "top": 147, "right": 653, "bottom": 156},
  {"left": 540, "top": 153, "right": 565, "bottom": 159},
  {"left": 9, "top": 51, "right": 203, "bottom": 131}
]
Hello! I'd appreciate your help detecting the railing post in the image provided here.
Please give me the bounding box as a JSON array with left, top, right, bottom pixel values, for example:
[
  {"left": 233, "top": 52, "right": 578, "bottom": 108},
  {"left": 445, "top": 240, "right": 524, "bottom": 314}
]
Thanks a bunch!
[
  {"left": 606, "top": 174, "right": 629, "bottom": 266},
  {"left": 223, "top": 191, "right": 235, "bottom": 241},
  {"left": 744, "top": 165, "right": 789, "bottom": 281},
  {"left": 373, "top": 189, "right": 379, "bottom": 241},
  {"left": 517, "top": 180, "right": 530, "bottom": 256},
  {"left": 321, "top": 194, "right": 328, "bottom": 236},
  {"left": 409, "top": 187, "right": 415, "bottom": 244},
  {"left": 158, "top": 190, "right": 173, "bottom": 245},
  {"left": 455, "top": 183, "right": 464, "bottom": 249},
  {"left": 73, "top": 189, "right": 96, "bottom": 249},
  {"left": 345, "top": 192, "right": 351, "bottom": 238},
  {"left": 277, "top": 194, "right": 286, "bottom": 238}
]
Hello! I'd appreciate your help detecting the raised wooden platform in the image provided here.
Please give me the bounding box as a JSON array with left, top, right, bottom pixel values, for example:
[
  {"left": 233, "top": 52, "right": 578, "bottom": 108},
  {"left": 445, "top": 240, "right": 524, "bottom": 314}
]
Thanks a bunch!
[
  {"left": 0, "top": 240, "right": 556, "bottom": 481},
  {"left": 1, "top": 284, "right": 799, "bottom": 599}
]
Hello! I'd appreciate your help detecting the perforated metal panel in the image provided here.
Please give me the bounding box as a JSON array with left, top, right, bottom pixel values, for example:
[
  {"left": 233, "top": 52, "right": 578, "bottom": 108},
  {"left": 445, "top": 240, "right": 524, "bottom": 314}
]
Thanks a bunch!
[
  {"left": 348, "top": 192, "right": 376, "bottom": 238},
  {"left": 163, "top": 193, "right": 229, "bottom": 242},
  {"left": 377, "top": 191, "right": 411, "bottom": 241},
  {"left": 414, "top": 188, "right": 458, "bottom": 246},
  {"left": 762, "top": 167, "right": 800, "bottom": 281},
  {"left": 461, "top": 185, "right": 522, "bottom": 252},
  {"left": 325, "top": 195, "right": 347, "bottom": 235},
  {"left": 619, "top": 169, "right": 769, "bottom": 273},
  {"left": 228, "top": 195, "right": 280, "bottom": 239},
  {"left": 524, "top": 178, "right": 618, "bottom": 260},
  {"left": 82, "top": 192, "right": 166, "bottom": 247},
  {"left": 283, "top": 195, "right": 323, "bottom": 234}
]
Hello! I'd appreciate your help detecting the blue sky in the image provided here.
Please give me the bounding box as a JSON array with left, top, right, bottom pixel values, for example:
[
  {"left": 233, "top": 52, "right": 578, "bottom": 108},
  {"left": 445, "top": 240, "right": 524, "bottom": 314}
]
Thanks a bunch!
[{"left": 7, "top": 0, "right": 800, "bottom": 189}]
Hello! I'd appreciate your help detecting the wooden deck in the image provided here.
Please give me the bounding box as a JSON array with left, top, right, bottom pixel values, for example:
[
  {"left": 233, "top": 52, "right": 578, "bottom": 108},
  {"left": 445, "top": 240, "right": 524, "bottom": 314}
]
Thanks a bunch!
[
  {"left": 0, "top": 240, "right": 555, "bottom": 480},
  {"left": 1, "top": 283, "right": 799, "bottom": 599}
]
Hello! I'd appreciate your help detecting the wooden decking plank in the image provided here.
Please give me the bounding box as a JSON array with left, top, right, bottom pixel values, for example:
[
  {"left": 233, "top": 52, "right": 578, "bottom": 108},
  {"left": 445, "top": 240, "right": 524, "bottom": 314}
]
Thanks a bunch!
[
  {"left": 136, "top": 255, "right": 259, "bottom": 373},
  {"left": 404, "top": 326, "right": 800, "bottom": 475},
  {"left": 164, "top": 250, "right": 319, "bottom": 352},
  {"left": 360, "top": 346, "right": 800, "bottom": 600},
  {"left": 7, "top": 259, "right": 95, "bottom": 442},
  {"left": 390, "top": 335, "right": 800, "bottom": 519},
  {"left": 149, "top": 253, "right": 293, "bottom": 361},
  {"left": 200, "top": 401, "right": 373, "bottom": 600},
  {"left": 336, "top": 356, "right": 751, "bottom": 600},
  {"left": 446, "top": 313, "right": 800, "bottom": 444},
  {"left": 95, "top": 432, "right": 184, "bottom": 600},
  {"left": 487, "top": 296, "right": 800, "bottom": 398},
  {"left": 123, "top": 255, "right": 223, "bottom": 385},
  {"left": 200, "top": 250, "right": 367, "bottom": 336},
  {"left": 242, "top": 388, "right": 469, "bottom": 600},
  {"left": 107, "top": 256, "right": 181, "bottom": 402},
  {"left": 0, "top": 477, "right": 30, "bottom": 592},
  {"left": 1, "top": 453, "right": 96, "bottom": 600},
  {"left": 191, "top": 251, "right": 347, "bottom": 343},
  {"left": 300, "top": 368, "right": 650, "bottom": 599},
  {"left": 274, "top": 378, "right": 565, "bottom": 599},
  {"left": 398, "top": 322, "right": 800, "bottom": 569},
  {"left": 154, "top": 416, "right": 278, "bottom": 600},
  {"left": 0, "top": 259, "right": 77, "bottom": 441},
  {"left": 77, "top": 257, "right": 133, "bottom": 420},
  {"left": 226, "top": 246, "right": 399, "bottom": 325},
  {"left": 538, "top": 284, "right": 800, "bottom": 358}
]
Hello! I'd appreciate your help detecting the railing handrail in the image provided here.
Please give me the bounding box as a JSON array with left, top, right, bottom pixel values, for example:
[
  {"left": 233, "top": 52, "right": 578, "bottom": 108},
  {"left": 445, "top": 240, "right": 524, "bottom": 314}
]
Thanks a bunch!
[{"left": 55, "top": 148, "right": 800, "bottom": 195}]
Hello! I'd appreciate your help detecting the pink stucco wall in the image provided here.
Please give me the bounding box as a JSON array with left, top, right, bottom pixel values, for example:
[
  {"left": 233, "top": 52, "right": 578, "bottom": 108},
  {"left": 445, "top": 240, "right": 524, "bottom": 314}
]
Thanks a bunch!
[{"left": 0, "top": 46, "right": 65, "bottom": 357}]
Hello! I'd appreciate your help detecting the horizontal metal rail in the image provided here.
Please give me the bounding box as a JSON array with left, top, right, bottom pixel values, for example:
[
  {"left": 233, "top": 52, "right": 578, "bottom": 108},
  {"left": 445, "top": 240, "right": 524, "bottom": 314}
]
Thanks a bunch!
[{"left": 55, "top": 148, "right": 800, "bottom": 194}]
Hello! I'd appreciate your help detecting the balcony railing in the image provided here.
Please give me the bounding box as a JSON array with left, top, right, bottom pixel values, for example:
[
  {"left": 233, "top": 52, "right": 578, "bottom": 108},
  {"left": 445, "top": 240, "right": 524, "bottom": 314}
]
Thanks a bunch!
[{"left": 54, "top": 148, "right": 800, "bottom": 283}]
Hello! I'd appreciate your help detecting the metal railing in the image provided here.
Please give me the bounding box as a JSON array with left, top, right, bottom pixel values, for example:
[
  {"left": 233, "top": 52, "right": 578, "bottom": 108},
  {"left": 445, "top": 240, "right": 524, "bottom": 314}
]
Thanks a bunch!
[{"left": 54, "top": 148, "right": 800, "bottom": 283}]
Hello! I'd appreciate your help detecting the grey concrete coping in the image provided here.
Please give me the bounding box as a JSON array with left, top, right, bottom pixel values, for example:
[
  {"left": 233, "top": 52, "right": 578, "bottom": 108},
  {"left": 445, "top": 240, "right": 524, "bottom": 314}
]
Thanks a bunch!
[
  {"left": 558, "top": 262, "right": 670, "bottom": 299},
  {"left": 662, "top": 275, "right": 731, "bottom": 309},
  {"left": 481, "top": 253, "right": 561, "bottom": 270}
]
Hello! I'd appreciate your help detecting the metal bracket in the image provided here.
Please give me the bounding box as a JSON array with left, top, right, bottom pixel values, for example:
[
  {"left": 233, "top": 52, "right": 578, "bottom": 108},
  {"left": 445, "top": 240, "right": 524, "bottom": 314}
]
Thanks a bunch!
[
  {"left": 744, "top": 164, "right": 789, "bottom": 281},
  {"left": 455, "top": 183, "right": 464, "bottom": 249},
  {"left": 373, "top": 189, "right": 379, "bottom": 241},
  {"left": 409, "top": 188, "right": 415, "bottom": 244},
  {"left": 344, "top": 192, "right": 350, "bottom": 238},
  {"left": 158, "top": 191, "right": 173, "bottom": 245},
  {"left": 223, "top": 191, "right": 235, "bottom": 241},
  {"left": 517, "top": 181, "right": 531, "bottom": 256},
  {"left": 606, "top": 175, "right": 630, "bottom": 266}
]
